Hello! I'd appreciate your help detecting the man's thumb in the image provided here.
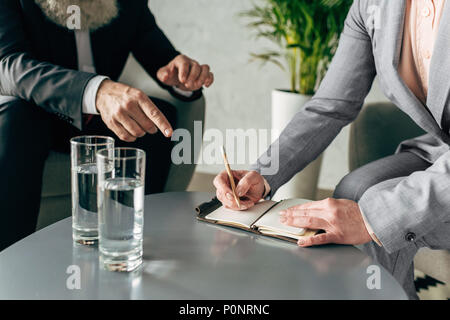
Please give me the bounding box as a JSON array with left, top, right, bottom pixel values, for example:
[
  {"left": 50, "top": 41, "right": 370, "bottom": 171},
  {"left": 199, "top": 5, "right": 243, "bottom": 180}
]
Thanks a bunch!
[{"left": 157, "top": 65, "right": 171, "bottom": 82}]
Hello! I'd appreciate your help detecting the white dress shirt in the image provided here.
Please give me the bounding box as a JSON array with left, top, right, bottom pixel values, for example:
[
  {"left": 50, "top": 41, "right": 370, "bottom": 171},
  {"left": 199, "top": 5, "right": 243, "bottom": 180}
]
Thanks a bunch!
[{"left": 75, "top": 30, "right": 108, "bottom": 115}]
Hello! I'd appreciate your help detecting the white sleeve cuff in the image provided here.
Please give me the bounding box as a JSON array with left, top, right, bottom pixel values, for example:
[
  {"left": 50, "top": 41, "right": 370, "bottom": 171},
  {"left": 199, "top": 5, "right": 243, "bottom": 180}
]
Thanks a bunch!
[
  {"left": 358, "top": 204, "right": 382, "bottom": 247},
  {"left": 172, "top": 86, "right": 194, "bottom": 97},
  {"left": 82, "top": 76, "right": 109, "bottom": 114},
  {"left": 262, "top": 176, "right": 271, "bottom": 198}
]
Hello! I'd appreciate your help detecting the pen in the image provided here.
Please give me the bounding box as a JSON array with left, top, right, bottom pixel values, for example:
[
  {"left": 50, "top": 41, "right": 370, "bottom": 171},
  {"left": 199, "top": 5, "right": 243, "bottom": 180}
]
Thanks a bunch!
[{"left": 220, "top": 146, "right": 241, "bottom": 209}]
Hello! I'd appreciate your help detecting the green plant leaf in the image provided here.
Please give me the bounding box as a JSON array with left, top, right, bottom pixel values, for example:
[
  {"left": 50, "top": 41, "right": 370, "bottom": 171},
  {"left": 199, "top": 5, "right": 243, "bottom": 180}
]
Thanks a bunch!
[{"left": 239, "top": 0, "right": 352, "bottom": 94}]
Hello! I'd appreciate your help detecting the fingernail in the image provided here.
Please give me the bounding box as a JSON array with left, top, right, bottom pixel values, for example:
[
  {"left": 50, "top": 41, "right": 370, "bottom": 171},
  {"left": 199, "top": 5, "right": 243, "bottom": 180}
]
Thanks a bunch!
[
  {"left": 279, "top": 210, "right": 286, "bottom": 216},
  {"left": 279, "top": 217, "right": 286, "bottom": 223},
  {"left": 164, "top": 129, "right": 172, "bottom": 137},
  {"left": 298, "top": 239, "right": 304, "bottom": 246},
  {"left": 240, "top": 205, "right": 247, "bottom": 210},
  {"left": 226, "top": 193, "right": 233, "bottom": 200}
]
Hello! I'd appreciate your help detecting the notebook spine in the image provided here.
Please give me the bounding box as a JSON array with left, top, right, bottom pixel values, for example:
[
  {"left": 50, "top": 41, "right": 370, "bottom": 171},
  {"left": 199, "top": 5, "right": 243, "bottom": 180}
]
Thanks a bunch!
[{"left": 195, "top": 197, "right": 222, "bottom": 218}]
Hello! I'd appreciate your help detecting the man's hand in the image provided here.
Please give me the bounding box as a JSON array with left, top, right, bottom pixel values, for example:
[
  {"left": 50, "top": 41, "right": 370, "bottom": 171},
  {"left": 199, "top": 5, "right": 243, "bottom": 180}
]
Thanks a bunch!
[
  {"left": 157, "top": 54, "right": 214, "bottom": 91},
  {"left": 96, "top": 80, "right": 173, "bottom": 142},
  {"left": 213, "top": 170, "right": 265, "bottom": 210},
  {"left": 279, "top": 198, "right": 372, "bottom": 247}
]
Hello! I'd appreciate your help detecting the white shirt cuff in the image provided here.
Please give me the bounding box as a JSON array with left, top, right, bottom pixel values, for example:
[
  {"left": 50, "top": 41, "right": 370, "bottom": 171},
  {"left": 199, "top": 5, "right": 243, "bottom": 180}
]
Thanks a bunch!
[
  {"left": 358, "top": 204, "right": 382, "bottom": 247},
  {"left": 172, "top": 86, "right": 193, "bottom": 97},
  {"left": 262, "top": 176, "right": 271, "bottom": 198},
  {"left": 82, "top": 76, "right": 109, "bottom": 114}
]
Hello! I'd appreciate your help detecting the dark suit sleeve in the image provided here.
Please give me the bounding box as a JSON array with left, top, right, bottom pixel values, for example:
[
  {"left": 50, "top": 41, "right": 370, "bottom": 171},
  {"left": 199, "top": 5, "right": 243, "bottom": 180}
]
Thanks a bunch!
[
  {"left": 0, "top": 0, "right": 96, "bottom": 129},
  {"left": 131, "top": 2, "right": 202, "bottom": 101}
]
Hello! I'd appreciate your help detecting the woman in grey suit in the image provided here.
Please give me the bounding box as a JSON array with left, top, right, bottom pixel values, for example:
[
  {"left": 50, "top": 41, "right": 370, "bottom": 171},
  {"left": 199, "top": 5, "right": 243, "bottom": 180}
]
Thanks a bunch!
[{"left": 214, "top": 0, "right": 450, "bottom": 299}]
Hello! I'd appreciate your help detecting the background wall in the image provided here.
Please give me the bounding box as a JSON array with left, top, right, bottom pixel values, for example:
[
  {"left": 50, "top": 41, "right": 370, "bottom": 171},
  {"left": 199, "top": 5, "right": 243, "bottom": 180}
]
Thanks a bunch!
[{"left": 130, "top": 0, "right": 389, "bottom": 190}]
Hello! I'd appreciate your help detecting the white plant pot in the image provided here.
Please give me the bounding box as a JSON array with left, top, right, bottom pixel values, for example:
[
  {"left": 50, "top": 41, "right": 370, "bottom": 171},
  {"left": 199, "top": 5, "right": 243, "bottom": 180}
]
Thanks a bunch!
[{"left": 271, "top": 89, "right": 323, "bottom": 201}]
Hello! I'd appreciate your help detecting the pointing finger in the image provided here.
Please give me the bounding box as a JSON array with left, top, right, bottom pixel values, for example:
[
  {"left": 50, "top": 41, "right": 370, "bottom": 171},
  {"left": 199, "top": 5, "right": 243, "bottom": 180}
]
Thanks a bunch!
[{"left": 138, "top": 96, "right": 173, "bottom": 137}]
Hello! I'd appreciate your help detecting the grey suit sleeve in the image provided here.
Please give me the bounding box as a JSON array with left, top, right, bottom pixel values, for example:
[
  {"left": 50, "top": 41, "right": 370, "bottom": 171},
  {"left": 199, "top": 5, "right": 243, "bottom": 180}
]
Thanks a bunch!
[
  {"left": 359, "top": 151, "right": 450, "bottom": 253},
  {"left": 0, "top": 0, "right": 97, "bottom": 129},
  {"left": 252, "top": 0, "right": 376, "bottom": 196}
]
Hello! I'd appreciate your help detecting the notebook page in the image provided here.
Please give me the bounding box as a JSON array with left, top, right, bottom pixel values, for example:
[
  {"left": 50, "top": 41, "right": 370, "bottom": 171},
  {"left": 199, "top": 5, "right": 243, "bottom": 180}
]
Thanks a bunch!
[
  {"left": 205, "top": 200, "right": 277, "bottom": 229},
  {"left": 253, "top": 198, "right": 311, "bottom": 237}
]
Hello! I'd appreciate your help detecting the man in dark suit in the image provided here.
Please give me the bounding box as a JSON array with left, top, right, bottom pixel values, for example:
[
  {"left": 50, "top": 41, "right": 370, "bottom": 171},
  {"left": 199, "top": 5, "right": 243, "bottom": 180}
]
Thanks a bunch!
[{"left": 0, "top": 0, "right": 214, "bottom": 250}]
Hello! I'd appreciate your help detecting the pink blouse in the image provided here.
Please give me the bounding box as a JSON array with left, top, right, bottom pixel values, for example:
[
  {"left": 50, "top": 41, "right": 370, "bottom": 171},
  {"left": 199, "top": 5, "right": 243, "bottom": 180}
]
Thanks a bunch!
[{"left": 398, "top": 0, "right": 445, "bottom": 104}]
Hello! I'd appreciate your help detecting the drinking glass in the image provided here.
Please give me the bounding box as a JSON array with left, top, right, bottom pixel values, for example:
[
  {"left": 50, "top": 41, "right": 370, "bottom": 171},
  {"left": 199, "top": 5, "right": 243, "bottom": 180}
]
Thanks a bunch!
[
  {"left": 96, "top": 148, "right": 146, "bottom": 272},
  {"left": 70, "top": 136, "right": 115, "bottom": 245}
]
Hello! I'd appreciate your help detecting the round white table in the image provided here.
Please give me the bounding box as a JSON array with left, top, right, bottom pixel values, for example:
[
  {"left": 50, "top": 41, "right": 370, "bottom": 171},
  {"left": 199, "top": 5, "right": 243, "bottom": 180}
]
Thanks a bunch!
[{"left": 0, "top": 192, "right": 407, "bottom": 299}]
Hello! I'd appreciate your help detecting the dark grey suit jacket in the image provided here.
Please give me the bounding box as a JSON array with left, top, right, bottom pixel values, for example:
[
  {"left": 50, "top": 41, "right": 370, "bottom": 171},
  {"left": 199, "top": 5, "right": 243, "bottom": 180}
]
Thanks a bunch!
[
  {"left": 0, "top": 0, "right": 193, "bottom": 129},
  {"left": 253, "top": 0, "right": 450, "bottom": 254}
]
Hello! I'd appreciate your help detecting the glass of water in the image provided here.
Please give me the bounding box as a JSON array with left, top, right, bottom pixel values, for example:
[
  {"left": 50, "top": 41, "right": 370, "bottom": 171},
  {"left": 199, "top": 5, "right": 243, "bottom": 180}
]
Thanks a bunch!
[
  {"left": 96, "top": 148, "right": 145, "bottom": 272},
  {"left": 70, "top": 136, "right": 115, "bottom": 245}
]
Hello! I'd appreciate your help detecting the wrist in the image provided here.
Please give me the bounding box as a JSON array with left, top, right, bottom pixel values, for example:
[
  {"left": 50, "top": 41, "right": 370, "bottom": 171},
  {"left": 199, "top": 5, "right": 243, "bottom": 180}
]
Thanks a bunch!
[{"left": 95, "top": 79, "right": 113, "bottom": 113}]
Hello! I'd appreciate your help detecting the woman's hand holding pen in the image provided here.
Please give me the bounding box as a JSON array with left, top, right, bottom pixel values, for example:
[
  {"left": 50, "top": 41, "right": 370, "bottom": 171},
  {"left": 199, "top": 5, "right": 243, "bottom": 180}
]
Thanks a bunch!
[{"left": 213, "top": 170, "right": 265, "bottom": 211}]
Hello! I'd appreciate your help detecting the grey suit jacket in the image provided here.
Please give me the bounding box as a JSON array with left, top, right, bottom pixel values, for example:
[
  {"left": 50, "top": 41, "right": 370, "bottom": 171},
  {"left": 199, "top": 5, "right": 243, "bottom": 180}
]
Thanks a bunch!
[{"left": 253, "top": 0, "right": 450, "bottom": 253}]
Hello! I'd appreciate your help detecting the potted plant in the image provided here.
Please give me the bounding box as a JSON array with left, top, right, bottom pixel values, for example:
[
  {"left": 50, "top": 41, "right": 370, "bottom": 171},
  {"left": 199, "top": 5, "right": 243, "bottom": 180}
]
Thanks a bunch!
[{"left": 240, "top": 0, "right": 352, "bottom": 200}]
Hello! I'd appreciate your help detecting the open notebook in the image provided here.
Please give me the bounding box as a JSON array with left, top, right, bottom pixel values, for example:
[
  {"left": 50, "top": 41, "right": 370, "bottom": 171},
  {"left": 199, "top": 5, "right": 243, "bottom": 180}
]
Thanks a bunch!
[{"left": 195, "top": 198, "right": 318, "bottom": 243}]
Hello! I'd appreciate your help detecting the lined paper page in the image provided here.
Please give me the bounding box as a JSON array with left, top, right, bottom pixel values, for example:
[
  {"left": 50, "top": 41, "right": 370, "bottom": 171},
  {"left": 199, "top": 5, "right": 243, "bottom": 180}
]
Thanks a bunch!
[{"left": 206, "top": 200, "right": 277, "bottom": 229}]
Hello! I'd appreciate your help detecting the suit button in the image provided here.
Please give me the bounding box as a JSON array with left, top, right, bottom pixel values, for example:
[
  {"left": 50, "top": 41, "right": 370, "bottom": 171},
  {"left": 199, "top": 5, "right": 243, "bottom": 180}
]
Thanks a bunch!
[{"left": 405, "top": 232, "right": 416, "bottom": 242}]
